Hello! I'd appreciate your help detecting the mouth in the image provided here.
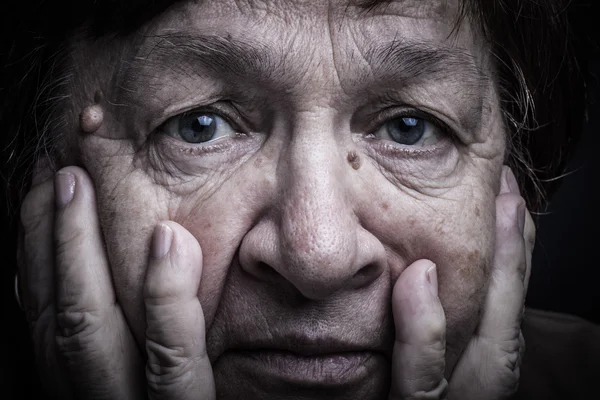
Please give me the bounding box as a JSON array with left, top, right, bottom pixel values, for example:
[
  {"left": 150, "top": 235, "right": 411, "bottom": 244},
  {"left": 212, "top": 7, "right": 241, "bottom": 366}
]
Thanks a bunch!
[
  {"left": 212, "top": 323, "right": 393, "bottom": 385},
  {"left": 219, "top": 349, "right": 384, "bottom": 386}
]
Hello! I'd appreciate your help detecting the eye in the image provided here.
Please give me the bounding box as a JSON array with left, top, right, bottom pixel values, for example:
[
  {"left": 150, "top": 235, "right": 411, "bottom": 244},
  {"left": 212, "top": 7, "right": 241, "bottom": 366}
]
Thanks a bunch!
[
  {"left": 162, "top": 111, "right": 237, "bottom": 144},
  {"left": 374, "top": 116, "right": 444, "bottom": 146}
]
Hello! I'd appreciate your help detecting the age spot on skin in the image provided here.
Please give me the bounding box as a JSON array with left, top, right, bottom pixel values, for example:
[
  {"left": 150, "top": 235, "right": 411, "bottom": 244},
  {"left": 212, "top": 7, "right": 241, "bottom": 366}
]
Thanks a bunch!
[
  {"left": 347, "top": 151, "right": 361, "bottom": 170},
  {"left": 467, "top": 249, "right": 481, "bottom": 265},
  {"left": 79, "top": 104, "right": 104, "bottom": 133}
]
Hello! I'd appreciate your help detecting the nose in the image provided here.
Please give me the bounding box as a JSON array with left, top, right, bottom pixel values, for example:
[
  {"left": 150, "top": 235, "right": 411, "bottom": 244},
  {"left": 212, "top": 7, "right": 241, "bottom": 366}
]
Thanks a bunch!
[{"left": 239, "top": 116, "right": 387, "bottom": 300}]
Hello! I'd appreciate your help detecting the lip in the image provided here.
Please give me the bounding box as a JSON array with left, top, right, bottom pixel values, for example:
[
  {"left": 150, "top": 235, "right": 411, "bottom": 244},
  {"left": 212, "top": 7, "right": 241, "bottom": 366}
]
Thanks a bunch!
[
  {"left": 218, "top": 349, "right": 385, "bottom": 386},
  {"left": 223, "top": 331, "right": 392, "bottom": 357}
]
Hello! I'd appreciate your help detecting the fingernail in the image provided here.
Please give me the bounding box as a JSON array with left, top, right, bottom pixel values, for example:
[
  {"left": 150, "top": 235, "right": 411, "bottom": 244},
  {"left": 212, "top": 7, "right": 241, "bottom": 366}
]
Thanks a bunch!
[
  {"left": 152, "top": 223, "right": 173, "bottom": 259},
  {"left": 426, "top": 263, "right": 439, "bottom": 297},
  {"left": 517, "top": 201, "right": 526, "bottom": 234},
  {"left": 55, "top": 172, "right": 75, "bottom": 208},
  {"left": 504, "top": 167, "right": 520, "bottom": 195}
]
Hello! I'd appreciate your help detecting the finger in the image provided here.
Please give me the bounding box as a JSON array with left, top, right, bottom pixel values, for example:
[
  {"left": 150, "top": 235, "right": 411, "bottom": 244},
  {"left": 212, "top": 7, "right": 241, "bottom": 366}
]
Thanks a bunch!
[
  {"left": 448, "top": 193, "right": 527, "bottom": 399},
  {"left": 18, "top": 168, "right": 70, "bottom": 395},
  {"left": 500, "top": 166, "right": 535, "bottom": 292},
  {"left": 523, "top": 209, "right": 535, "bottom": 293},
  {"left": 478, "top": 192, "right": 527, "bottom": 339},
  {"left": 389, "top": 259, "right": 448, "bottom": 400},
  {"left": 53, "top": 166, "right": 145, "bottom": 399},
  {"left": 144, "top": 221, "right": 216, "bottom": 400},
  {"left": 19, "top": 173, "right": 55, "bottom": 323}
]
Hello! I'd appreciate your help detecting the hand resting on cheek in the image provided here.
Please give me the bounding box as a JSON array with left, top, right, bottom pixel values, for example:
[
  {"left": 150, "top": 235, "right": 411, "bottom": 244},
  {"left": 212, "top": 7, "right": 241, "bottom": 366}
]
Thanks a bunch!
[{"left": 17, "top": 163, "right": 534, "bottom": 399}]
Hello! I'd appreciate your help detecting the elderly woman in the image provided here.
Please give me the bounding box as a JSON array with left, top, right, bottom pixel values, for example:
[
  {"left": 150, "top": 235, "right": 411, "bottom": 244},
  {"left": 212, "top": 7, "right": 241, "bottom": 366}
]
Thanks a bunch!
[{"left": 2, "top": 0, "right": 598, "bottom": 399}]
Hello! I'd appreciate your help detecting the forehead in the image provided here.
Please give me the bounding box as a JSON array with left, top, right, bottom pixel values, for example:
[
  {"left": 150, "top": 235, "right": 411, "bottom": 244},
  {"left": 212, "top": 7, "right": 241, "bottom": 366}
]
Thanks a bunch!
[
  {"left": 174, "top": 0, "right": 458, "bottom": 18},
  {"left": 97, "top": 0, "right": 492, "bottom": 135},
  {"left": 126, "top": 0, "right": 487, "bottom": 87},
  {"left": 157, "top": 0, "right": 463, "bottom": 36}
]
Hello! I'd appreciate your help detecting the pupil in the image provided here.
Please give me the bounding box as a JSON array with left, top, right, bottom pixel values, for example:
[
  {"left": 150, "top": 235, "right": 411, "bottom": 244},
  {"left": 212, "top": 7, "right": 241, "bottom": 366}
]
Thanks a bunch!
[
  {"left": 388, "top": 117, "right": 424, "bottom": 145},
  {"left": 181, "top": 113, "right": 216, "bottom": 143}
]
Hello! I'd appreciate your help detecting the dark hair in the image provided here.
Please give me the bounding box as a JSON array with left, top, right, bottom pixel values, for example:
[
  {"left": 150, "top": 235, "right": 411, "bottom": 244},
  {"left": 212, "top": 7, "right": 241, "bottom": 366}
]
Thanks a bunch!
[{"left": 0, "top": 0, "right": 586, "bottom": 221}]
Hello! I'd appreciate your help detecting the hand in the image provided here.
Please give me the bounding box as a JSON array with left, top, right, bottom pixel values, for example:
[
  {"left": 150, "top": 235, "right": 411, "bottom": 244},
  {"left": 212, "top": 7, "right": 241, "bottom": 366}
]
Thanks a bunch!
[
  {"left": 389, "top": 166, "right": 535, "bottom": 400},
  {"left": 18, "top": 165, "right": 216, "bottom": 399}
]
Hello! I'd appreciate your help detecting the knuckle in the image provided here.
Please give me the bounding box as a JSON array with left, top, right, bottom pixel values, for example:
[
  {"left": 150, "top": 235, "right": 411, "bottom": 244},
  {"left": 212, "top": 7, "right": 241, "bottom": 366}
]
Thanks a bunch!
[
  {"left": 145, "top": 339, "right": 200, "bottom": 390},
  {"left": 55, "top": 309, "right": 102, "bottom": 347},
  {"left": 456, "top": 337, "right": 522, "bottom": 400},
  {"left": 406, "top": 378, "right": 448, "bottom": 400},
  {"left": 478, "top": 333, "right": 523, "bottom": 389},
  {"left": 498, "top": 346, "right": 520, "bottom": 372}
]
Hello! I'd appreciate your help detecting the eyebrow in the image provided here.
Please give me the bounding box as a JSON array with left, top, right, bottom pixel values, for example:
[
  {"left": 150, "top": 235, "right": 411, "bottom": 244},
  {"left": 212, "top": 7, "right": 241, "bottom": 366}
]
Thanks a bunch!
[
  {"left": 361, "top": 37, "right": 492, "bottom": 132},
  {"left": 121, "top": 31, "right": 489, "bottom": 83},
  {"left": 362, "top": 36, "right": 490, "bottom": 89},
  {"left": 118, "top": 32, "right": 491, "bottom": 128},
  {"left": 118, "top": 33, "right": 275, "bottom": 98}
]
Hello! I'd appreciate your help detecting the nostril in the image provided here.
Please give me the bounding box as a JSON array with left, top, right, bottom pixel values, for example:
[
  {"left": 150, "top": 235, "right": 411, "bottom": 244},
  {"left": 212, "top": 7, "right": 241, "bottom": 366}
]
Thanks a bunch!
[
  {"left": 253, "top": 261, "right": 280, "bottom": 281},
  {"left": 352, "top": 263, "right": 382, "bottom": 288}
]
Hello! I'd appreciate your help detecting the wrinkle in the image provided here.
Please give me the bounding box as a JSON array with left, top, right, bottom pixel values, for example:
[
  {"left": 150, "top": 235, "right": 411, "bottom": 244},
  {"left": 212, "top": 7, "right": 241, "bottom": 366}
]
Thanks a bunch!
[{"left": 327, "top": 0, "right": 346, "bottom": 96}]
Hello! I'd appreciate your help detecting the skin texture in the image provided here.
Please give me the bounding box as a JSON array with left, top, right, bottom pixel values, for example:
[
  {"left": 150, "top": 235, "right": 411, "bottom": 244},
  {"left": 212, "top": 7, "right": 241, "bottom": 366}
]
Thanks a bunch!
[{"left": 17, "top": 0, "right": 536, "bottom": 399}]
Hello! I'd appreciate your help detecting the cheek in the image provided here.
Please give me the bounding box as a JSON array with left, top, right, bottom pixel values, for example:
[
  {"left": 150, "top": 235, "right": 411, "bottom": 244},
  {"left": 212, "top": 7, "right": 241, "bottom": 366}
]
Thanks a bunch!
[
  {"left": 89, "top": 167, "right": 171, "bottom": 345},
  {"left": 83, "top": 147, "right": 271, "bottom": 345},
  {"left": 403, "top": 198, "right": 493, "bottom": 321},
  {"left": 370, "top": 185, "right": 495, "bottom": 370},
  {"left": 435, "top": 219, "right": 493, "bottom": 372},
  {"left": 424, "top": 201, "right": 495, "bottom": 371}
]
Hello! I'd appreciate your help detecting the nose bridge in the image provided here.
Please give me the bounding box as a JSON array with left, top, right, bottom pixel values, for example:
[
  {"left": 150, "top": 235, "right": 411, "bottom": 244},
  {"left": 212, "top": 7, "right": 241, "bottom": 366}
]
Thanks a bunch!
[{"left": 277, "top": 114, "right": 359, "bottom": 296}]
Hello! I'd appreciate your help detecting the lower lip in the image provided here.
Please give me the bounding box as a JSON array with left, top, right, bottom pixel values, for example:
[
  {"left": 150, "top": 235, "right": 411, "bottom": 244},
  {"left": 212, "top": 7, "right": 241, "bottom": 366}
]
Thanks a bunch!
[{"left": 218, "top": 350, "right": 383, "bottom": 386}]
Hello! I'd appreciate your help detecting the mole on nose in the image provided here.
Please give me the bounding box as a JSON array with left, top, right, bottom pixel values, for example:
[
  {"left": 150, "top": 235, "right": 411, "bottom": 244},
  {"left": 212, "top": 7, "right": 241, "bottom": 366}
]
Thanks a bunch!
[{"left": 347, "top": 151, "right": 361, "bottom": 170}]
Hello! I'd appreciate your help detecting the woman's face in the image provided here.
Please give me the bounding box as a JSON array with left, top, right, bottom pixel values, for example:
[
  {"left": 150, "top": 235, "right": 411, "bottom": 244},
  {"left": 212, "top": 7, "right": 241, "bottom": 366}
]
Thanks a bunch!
[{"left": 68, "top": 0, "right": 506, "bottom": 398}]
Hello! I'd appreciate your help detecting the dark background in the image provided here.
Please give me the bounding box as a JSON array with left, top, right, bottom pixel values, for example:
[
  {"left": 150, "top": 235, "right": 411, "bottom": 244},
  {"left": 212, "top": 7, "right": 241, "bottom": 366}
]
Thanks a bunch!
[{"left": 1, "top": 1, "right": 599, "bottom": 398}]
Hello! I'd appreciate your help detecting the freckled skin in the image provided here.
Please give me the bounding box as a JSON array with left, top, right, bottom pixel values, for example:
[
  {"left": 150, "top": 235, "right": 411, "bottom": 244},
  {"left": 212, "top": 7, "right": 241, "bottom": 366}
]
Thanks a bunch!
[{"left": 66, "top": 0, "right": 506, "bottom": 399}]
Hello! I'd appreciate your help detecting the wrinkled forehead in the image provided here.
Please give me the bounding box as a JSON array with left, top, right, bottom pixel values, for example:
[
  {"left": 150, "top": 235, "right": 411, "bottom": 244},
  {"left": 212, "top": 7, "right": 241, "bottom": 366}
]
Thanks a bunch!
[
  {"left": 122, "top": 0, "right": 486, "bottom": 88},
  {"left": 72, "top": 0, "right": 492, "bottom": 121},
  {"left": 170, "top": 0, "right": 459, "bottom": 18},
  {"left": 155, "top": 0, "right": 463, "bottom": 35}
]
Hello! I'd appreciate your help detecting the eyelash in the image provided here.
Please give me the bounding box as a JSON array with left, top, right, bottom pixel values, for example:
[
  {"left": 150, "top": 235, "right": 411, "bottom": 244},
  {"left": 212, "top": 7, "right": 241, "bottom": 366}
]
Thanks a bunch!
[
  {"left": 158, "top": 102, "right": 247, "bottom": 135},
  {"left": 154, "top": 102, "right": 456, "bottom": 159},
  {"left": 151, "top": 105, "right": 252, "bottom": 158},
  {"left": 368, "top": 107, "right": 456, "bottom": 140}
]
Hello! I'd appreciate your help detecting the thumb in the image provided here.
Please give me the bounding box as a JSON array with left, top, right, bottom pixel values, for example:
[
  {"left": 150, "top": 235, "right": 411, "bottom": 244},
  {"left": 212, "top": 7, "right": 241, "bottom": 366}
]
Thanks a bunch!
[
  {"left": 389, "top": 259, "right": 448, "bottom": 399},
  {"left": 144, "top": 221, "right": 216, "bottom": 400}
]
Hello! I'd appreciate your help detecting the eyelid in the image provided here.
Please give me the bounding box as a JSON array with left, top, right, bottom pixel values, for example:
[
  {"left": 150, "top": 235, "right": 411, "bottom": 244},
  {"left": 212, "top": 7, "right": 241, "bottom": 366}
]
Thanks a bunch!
[
  {"left": 369, "top": 107, "right": 457, "bottom": 139},
  {"left": 157, "top": 101, "right": 249, "bottom": 135}
]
